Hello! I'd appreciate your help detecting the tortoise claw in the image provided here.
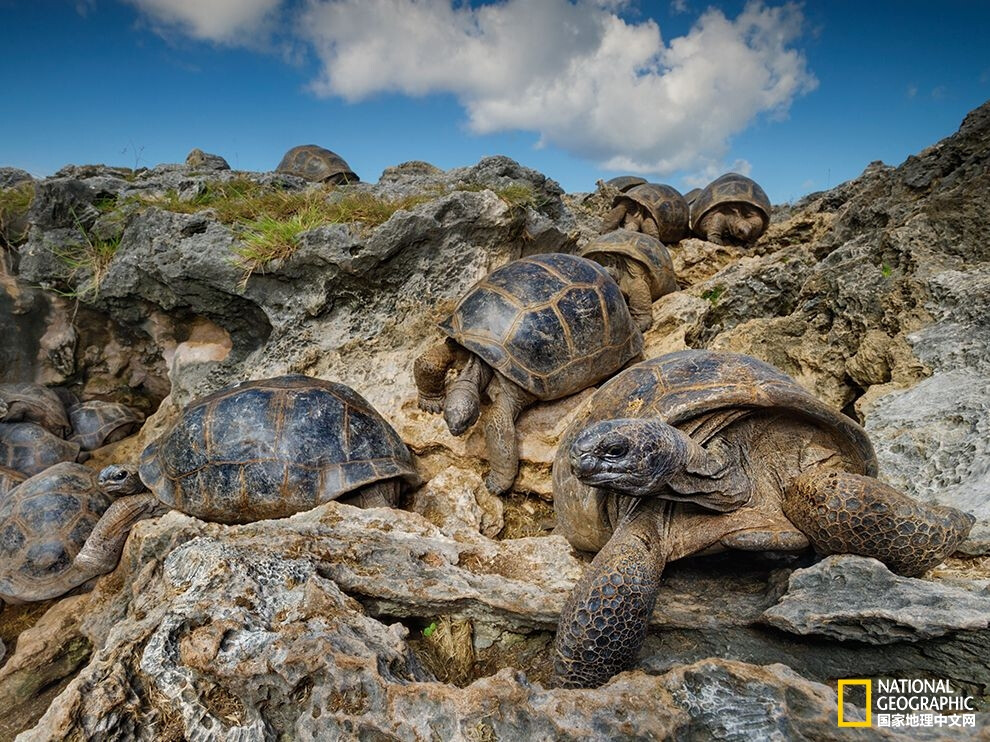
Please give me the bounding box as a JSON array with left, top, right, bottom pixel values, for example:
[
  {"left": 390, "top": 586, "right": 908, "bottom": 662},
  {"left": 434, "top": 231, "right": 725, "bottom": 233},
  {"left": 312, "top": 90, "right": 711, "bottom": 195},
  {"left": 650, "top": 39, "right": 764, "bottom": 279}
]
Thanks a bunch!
[{"left": 417, "top": 394, "right": 444, "bottom": 414}]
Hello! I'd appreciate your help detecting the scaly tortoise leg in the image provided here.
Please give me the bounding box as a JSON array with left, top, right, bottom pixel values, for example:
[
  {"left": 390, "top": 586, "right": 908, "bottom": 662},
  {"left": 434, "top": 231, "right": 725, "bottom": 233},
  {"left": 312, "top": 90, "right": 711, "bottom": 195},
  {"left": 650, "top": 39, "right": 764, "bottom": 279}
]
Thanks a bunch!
[
  {"left": 697, "top": 211, "right": 727, "bottom": 245},
  {"left": 782, "top": 469, "right": 975, "bottom": 577},
  {"left": 622, "top": 272, "right": 654, "bottom": 332},
  {"left": 482, "top": 376, "right": 535, "bottom": 495},
  {"left": 639, "top": 215, "right": 661, "bottom": 240},
  {"left": 414, "top": 339, "right": 459, "bottom": 414},
  {"left": 602, "top": 204, "right": 627, "bottom": 233},
  {"left": 340, "top": 479, "right": 400, "bottom": 509},
  {"left": 554, "top": 499, "right": 673, "bottom": 688}
]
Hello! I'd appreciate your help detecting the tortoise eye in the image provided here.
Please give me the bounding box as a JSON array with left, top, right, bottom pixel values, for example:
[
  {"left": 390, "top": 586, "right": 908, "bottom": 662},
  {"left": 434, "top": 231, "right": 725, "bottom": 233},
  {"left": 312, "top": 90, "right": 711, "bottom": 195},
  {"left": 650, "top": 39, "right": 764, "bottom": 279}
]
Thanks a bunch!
[
  {"left": 114, "top": 470, "right": 127, "bottom": 480},
  {"left": 604, "top": 442, "right": 628, "bottom": 458}
]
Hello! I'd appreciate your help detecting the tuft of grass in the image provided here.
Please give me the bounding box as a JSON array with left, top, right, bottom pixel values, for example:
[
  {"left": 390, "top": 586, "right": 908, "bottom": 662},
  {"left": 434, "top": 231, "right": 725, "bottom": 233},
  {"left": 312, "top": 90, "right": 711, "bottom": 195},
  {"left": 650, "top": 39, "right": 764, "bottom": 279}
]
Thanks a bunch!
[
  {"left": 234, "top": 203, "right": 328, "bottom": 281},
  {"left": 495, "top": 183, "right": 537, "bottom": 208},
  {"left": 701, "top": 285, "right": 725, "bottom": 305},
  {"left": 0, "top": 181, "right": 34, "bottom": 245},
  {"left": 52, "top": 232, "right": 122, "bottom": 298},
  {"left": 880, "top": 262, "right": 893, "bottom": 277}
]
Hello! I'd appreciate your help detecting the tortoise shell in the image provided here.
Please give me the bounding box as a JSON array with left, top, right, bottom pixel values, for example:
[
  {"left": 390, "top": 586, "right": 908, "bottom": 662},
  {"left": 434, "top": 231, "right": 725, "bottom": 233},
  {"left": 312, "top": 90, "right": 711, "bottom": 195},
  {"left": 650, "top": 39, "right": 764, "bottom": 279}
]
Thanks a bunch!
[
  {"left": 613, "top": 183, "right": 689, "bottom": 243},
  {"left": 690, "top": 173, "right": 771, "bottom": 234},
  {"left": 439, "top": 253, "right": 643, "bottom": 401},
  {"left": 604, "top": 176, "right": 647, "bottom": 193},
  {"left": 553, "top": 350, "right": 877, "bottom": 552},
  {"left": 68, "top": 401, "right": 144, "bottom": 451},
  {"left": 683, "top": 187, "right": 702, "bottom": 209},
  {"left": 0, "top": 465, "right": 26, "bottom": 501},
  {"left": 578, "top": 231, "right": 677, "bottom": 300},
  {"left": 0, "top": 383, "right": 70, "bottom": 437},
  {"left": 139, "top": 375, "right": 419, "bottom": 524},
  {"left": 276, "top": 145, "right": 359, "bottom": 184},
  {"left": 0, "top": 462, "right": 114, "bottom": 601},
  {"left": 0, "top": 423, "right": 81, "bottom": 477}
]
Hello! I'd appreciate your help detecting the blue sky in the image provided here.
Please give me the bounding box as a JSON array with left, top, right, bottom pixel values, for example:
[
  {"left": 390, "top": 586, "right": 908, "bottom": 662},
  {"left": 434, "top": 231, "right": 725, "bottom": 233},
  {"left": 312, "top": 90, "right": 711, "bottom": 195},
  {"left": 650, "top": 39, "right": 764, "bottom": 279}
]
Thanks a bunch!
[{"left": 0, "top": 1, "right": 987, "bottom": 203}]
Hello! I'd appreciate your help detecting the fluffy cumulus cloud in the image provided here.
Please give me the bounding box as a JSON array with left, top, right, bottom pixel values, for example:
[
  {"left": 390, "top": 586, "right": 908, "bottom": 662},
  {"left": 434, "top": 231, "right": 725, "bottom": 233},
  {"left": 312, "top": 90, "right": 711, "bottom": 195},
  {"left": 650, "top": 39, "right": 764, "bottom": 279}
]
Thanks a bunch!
[
  {"left": 297, "top": 0, "right": 817, "bottom": 176},
  {"left": 124, "top": 0, "right": 283, "bottom": 43}
]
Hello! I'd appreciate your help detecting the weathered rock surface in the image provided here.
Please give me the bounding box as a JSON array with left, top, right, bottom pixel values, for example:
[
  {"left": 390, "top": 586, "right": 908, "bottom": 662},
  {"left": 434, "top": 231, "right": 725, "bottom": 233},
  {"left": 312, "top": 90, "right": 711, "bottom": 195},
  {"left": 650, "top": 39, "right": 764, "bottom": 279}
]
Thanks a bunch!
[{"left": 762, "top": 555, "right": 990, "bottom": 643}]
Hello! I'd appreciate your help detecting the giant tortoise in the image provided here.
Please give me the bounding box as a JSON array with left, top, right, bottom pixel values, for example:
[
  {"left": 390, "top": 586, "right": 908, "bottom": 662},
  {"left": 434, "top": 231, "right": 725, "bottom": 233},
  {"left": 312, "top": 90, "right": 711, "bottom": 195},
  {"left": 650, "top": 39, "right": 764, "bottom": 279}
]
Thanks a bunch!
[
  {"left": 414, "top": 253, "right": 643, "bottom": 495},
  {"left": 579, "top": 231, "right": 677, "bottom": 331},
  {"left": 552, "top": 350, "right": 975, "bottom": 688},
  {"left": 1, "top": 375, "right": 419, "bottom": 601},
  {"left": 602, "top": 183, "right": 689, "bottom": 244},
  {"left": 276, "top": 145, "right": 359, "bottom": 184},
  {"left": 691, "top": 173, "right": 771, "bottom": 246}
]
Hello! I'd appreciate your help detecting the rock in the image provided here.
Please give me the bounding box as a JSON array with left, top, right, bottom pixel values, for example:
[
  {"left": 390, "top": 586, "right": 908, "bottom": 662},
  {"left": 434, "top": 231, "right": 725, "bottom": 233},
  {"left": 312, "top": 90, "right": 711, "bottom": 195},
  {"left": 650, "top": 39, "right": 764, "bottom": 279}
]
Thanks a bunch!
[
  {"left": 410, "top": 466, "right": 505, "bottom": 538},
  {"left": 184, "top": 148, "right": 230, "bottom": 171},
  {"left": 0, "top": 167, "right": 33, "bottom": 189},
  {"left": 762, "top": 555, "right": 990, "bottom": 643}
]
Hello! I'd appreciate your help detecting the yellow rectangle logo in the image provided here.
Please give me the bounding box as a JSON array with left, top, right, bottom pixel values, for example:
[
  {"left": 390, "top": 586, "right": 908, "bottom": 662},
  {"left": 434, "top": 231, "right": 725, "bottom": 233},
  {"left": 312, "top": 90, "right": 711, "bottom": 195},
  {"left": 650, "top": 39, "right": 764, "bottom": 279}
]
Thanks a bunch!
[{"left": 838, "top": 679, "right": 872, "bottom": 727}]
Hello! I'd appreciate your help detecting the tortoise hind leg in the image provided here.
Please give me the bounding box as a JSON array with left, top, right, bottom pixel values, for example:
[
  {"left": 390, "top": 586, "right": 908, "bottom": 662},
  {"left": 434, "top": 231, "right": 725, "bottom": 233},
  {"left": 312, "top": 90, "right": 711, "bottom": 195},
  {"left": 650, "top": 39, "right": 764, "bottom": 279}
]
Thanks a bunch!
[
  {"left": 481, "top": 376, "right": 534, "bottom": 495},
  {"left": 339, "top": 479, "right": 400, "bottom": 509},
  {"left": 783, "top": 469, "right": 975, "bottom": 577},
  {"left": 553, "top": 500, "right": 672, "bottom": 688}
]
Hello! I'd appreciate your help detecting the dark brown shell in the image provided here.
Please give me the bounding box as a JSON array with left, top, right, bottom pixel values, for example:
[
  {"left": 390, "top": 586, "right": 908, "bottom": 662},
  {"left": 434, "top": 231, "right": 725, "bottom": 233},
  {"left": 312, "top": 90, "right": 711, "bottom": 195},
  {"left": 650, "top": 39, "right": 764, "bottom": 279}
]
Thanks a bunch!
[
  {"left": 68, "top": 401, "right": 144, "bottom": 451},
  {"left": 276, "top": 145, "right": 358, "bottom": 184},
  {"left": 553, "top": 350, "right": 877, "bottom": 551},
  {"left": 604, "top": 176, "right": 647, "bottom": 192},
  {"left": 139, "top": 376, "right": 419, "bottom": 524},
  {"left": 690, "top": 173, "right": 771, "bottom": 234},
  {"left": 613, "top": 183, "right": 689, "bottom": 243},
  {"left": 578, "top": 231, "right": 677, "bottom": 300},
  {"left": 439, "top": 254, "right": 643, "bottom": 401},
  {"left": 0, "top": 462, "right": 114, "bottom": 601},
  {"left": 0, "top": 423, "right": 81, "bottom": 477},
  {"left": 0, "top": 384, "right": 70, "bottom": 437}
]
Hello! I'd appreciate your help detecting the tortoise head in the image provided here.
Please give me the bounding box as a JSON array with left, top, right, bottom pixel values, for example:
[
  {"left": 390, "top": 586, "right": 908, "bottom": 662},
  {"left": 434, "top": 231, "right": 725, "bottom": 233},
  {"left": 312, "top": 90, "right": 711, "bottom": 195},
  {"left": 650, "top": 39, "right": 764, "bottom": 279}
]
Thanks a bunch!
[
  {"left": 727, "top": 204, "right": 766, "bottom": 243},
  {"left": 98, "top": 464, "right": 146, "bottom": 496},
  {"left": 568, "top": 418, "right": 690, "bottom": 497}
]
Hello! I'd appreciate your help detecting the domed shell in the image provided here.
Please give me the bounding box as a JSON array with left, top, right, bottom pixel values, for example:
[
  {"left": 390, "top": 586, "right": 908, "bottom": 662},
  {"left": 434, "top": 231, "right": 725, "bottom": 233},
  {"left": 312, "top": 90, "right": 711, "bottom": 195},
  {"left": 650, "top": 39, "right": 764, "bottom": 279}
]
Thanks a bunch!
[
  {"left": 690, "top": 173, "right": 771, "bottom": 234},
  {"left": 439, "top": 253, "right": 643, "bottom": 401},
  {"left": 553, "top": 350, "right": 877, "bottom": 552},
  {"left": 604, "top": 176, "right": 647, "bottom": 192},
  {"left": 578, "top": 231, "right": 677, "bottom": 300},
  {"left": 276, "top": 145, "right": 358, "bottom": 184},
  {"left": 68, "top": 401, "right": 144, "bottom": 451},
  {"left": 139, "top": 375, "right": 419, "bottom": 524},
  {"left": 0, "top": 462, "right": 114, "bottom": 601},
  {"left": 0, "top": 423, "right": 81, "bottom": 477},
  {"left": 0, "top": 383, "right": 70, "bottom": 437},
  {"left": 614, "top": 183, "right": 689, "bottom": 243}
]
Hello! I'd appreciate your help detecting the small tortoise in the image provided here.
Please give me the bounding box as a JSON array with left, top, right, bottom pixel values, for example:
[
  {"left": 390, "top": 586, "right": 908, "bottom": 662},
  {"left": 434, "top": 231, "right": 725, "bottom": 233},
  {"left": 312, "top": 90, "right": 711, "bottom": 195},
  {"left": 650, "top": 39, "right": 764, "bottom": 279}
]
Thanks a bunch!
[
  {"left": 0, "top": 423, "right": 81, "bottom": 477},
  {"left": 68, "top": 401, "right": 144, "bottom": 451},
  {"left": 552, "top": 350, "right": 975, "bottom": 688},
  {"left": 578, "top": 231, "right": 677, "bottom": 331},
  {"left": 276, "top": 145, "right": 359, "bottom": 184},
  {"left": 414, "top": 253, "right": 643, "bottom": 495},
  {"left": 604, "top": 176, "right": 647, "bottom": 193},
  {"left": 0, "top": 383, "right": 70, "bottom": 437},
  {"left": 691, "top": 173, "right": 771, "bottom": 246},
  {"left": 602, "top": 183, "right": 690, "bottom": 244},
  {"left": 0, "top": 462, "right": 145, "bottom": 603},
  {"left": 0, "top": 375, "right": 421, "bottom": 601}
]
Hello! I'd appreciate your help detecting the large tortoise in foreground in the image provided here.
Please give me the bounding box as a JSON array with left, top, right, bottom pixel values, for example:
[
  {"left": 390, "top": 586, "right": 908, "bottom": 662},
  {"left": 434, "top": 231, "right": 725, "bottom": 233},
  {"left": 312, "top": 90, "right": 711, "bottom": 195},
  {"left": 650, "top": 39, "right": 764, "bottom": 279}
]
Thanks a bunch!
[
  {"left": 276, "top": 145, "right": 359, "bottom": 184},
  {"left": 0, "top": 376, "right": 419, "bottom": 602},
  {"left": 414, "top": 253, "right": 643, "bottom": 494},
  {"left": 552, "top": 350, "right": 975, "bottom": 688},
  {"left": 691, "top": 173, "right": 771, "bottom": 246}
]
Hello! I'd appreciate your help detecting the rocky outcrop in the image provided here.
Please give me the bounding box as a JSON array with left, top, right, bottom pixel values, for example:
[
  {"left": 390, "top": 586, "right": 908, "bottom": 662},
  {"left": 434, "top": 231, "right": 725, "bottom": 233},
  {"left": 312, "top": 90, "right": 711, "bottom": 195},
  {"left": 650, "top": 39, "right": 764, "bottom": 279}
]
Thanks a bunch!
[{"left": 1, "top": 103, "right": 989, "bottom": 738}]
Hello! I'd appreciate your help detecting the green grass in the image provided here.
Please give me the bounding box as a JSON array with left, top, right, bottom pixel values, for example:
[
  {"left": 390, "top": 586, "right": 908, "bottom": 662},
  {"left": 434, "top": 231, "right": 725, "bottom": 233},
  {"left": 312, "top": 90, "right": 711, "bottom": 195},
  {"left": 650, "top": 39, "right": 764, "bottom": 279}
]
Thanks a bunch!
[
  {"left": 880, "top": 262, "right": 893, "bottom": 277},
  {"left": 701, "top": 285, "right": 725, "bottom": 305},
  {"left": 0, "top": 181, "right": 34, "bottom": 245},
  {"left": 52, "top": 232, "right": 122, "bottom": 298}
]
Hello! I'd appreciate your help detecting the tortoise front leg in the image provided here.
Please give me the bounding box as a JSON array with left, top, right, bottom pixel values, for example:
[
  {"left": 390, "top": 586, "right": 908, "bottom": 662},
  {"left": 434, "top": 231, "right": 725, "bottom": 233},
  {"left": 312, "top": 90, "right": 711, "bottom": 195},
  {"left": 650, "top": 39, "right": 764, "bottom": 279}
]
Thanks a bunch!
[
  {"left": 482, "top": 376, "right": 535, "bottom": 495},
  {"left": 602, "top": 204, "right": 627, "bottom": 233},
  {"left": 414, "top": 339, "right": 458, "bottom": 414},
  {"left": 554, "top": 499, "right": 673, "bottom": 688},
  {"left": 696, "top": 211, "right": 727, "bottom": 245},
  {"left": 638, "top": 214, "right": 661, "bottom": 240},
  {"left": 622, "top": 271, "right": 654, "bottom": 332},
  {"left": 783, "top": 469, "right": 975, "bottom": 577}
]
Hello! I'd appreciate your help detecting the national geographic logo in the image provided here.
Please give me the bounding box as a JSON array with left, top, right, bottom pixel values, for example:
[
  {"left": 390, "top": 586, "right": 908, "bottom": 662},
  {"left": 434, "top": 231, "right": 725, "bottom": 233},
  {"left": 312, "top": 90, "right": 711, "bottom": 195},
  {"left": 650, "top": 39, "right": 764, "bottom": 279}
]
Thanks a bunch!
[{"left": 838, "top": 678, "right": 978, "bottom": 729}]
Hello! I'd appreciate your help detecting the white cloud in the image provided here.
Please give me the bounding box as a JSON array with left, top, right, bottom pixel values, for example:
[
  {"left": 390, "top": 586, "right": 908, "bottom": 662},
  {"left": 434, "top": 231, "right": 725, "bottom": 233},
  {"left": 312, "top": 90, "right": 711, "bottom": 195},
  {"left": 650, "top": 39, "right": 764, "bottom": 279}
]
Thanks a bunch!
[
  {"left": 297, "top": 0, "right": 816, "bottom": 178},
  {"left": 124, "top": 0, "right": 283, "bottom": 43}
]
